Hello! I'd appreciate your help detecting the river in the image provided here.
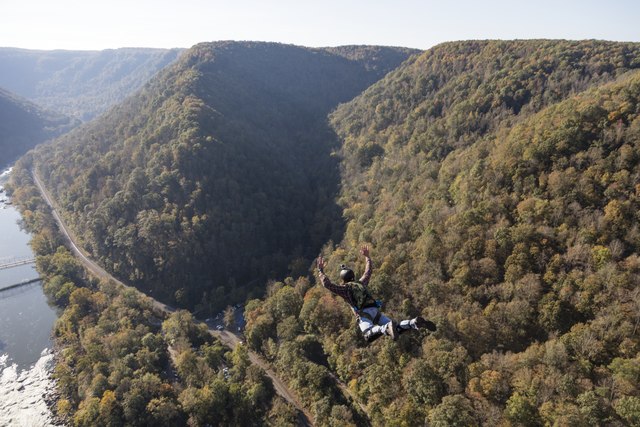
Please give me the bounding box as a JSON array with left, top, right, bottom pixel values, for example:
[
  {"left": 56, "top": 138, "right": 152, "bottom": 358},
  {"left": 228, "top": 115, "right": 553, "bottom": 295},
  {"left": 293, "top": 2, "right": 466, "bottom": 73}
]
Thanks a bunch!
[{"left": 0, "top": 167, "right": 60, "bottom": 426}]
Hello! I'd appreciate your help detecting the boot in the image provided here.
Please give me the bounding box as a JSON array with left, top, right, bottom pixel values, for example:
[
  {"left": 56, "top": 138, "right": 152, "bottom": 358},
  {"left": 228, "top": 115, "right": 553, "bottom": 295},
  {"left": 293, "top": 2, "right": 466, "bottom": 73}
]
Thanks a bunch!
[{"left": 412, "top": 316, "right": 437, "bottom": 332}]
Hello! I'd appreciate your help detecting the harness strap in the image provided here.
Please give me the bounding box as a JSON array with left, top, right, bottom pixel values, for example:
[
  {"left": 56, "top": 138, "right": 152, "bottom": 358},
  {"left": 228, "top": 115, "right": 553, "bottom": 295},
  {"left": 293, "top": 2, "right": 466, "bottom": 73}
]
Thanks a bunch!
[{"left": 358, "top": 308, "right": 382, "bottom": 325}]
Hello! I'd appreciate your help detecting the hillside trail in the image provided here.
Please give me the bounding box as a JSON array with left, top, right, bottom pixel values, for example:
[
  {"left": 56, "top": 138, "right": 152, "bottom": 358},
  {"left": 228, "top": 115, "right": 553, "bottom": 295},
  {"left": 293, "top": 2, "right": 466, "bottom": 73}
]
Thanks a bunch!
[{"left": 31, "top": 169, "right": 315, "bottom": 426}]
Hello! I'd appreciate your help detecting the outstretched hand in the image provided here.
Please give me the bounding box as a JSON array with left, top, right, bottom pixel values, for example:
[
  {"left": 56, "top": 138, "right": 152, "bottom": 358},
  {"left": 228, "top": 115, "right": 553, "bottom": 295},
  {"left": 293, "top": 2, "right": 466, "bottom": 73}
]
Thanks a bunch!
[
  {"left": 316, "top": 256, "right": 325, "bottom": 271},
  {"left": 360, "top": 245, "right": 370, "bottom": 257}
]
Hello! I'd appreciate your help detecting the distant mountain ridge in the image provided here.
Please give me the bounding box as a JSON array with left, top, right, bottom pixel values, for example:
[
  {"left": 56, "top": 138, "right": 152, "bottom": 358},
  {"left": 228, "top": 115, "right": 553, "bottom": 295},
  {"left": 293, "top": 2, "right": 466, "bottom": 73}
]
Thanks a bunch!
[
  {"left": 31, "top": 41, "right": 419, "bottom": 309},
  {"left": 0, "top": 87, "right": 77, "bottom": 166},
  {"left": 0, "top": 47, "right": 184, "bottom": 120}
]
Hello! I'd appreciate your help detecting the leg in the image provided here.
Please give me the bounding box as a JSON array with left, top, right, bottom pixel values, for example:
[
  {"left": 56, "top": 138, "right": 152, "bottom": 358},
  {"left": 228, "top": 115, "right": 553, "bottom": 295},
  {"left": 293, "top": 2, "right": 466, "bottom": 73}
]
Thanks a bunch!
[
  {"left": 397, "top": 316, "right": 437, "bottom": 334},
  {"left": 359, "top": 308, "right": 395, "bottom": 342},
  {"left": 373, "top": 310, "right": 398, "bottom": 341},
  {"left": 358, "top": 310, "right": 382, "bottom": 342}
]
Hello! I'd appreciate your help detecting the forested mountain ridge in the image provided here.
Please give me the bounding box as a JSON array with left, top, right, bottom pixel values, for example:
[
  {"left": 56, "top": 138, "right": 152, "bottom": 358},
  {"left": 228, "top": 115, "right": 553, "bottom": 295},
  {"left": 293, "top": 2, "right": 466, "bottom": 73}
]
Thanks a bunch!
[
  {"left": 30, "top": 41, "right": 418, "bottom": 313},
  {"left": 0, "top": 87, "right": 78, "bottom": 166},
  {"left": 15, "top": 38, "right": 640, "bottom": 425},
  {"left": 333, "top": 39, "right": 640, "bottom": 164},
  {"left": 330, "top": 40, "right": 640, "bottom": 301},
  {"left": 241, "top": 40, "right": 640, "bottom": 425},
  {"left": 0, "top": 47, "right": 184, "bottom": 120}
]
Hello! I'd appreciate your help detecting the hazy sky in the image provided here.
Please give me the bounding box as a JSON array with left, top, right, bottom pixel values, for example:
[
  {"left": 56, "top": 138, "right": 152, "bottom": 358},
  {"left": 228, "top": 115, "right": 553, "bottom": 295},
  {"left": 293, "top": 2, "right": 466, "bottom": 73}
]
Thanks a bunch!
[{"left": 2, "top": 0, "right": 639, "bottom": 51}]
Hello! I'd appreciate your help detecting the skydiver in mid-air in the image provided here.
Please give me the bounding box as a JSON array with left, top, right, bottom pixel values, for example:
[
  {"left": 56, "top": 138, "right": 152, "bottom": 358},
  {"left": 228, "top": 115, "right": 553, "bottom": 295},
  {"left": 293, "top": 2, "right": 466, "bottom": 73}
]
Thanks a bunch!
[{"left": 316, "top": 245, "right": 436, "bottom": 342}]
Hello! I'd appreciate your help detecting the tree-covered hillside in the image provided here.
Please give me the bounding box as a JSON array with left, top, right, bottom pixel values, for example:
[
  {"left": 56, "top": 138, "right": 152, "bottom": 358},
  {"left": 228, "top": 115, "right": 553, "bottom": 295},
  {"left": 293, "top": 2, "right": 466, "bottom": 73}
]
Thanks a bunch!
[
  {"left": 17, "top": 38, "right": 640, "bottom": 425},
  {"left": 6, "top": 163, "right": 299, "bottom": 426},
  {"left": 0, "top": 87, "right": 78, "bottom": 166},
  {"left": 31, "top": 41, "right": 418, "bottom": 313},
  {"left": 243, "top": 40, "right": 640, "bottom": 426},
  {"left": 0, "top": 47, "right": 183, "bottom": 120}
]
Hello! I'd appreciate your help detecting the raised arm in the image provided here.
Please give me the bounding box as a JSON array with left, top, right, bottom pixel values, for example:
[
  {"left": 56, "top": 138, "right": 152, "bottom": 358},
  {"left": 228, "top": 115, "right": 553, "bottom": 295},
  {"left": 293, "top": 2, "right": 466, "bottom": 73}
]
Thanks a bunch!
[
  {"left": 316, "top": 255, "right": 359, "bottom": 310},
  {"left": 316, "top": 256, "right": 345, "bottom": 295},
  {"left": 359, "top": 245, "right": 373, "bottom": 286}
]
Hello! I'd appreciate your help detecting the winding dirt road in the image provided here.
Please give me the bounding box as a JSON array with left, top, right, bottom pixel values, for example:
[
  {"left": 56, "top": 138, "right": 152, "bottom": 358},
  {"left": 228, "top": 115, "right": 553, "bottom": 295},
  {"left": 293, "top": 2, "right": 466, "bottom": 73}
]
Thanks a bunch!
[{"left": 32, "top": 169, "right": 313, "bottom": 426}]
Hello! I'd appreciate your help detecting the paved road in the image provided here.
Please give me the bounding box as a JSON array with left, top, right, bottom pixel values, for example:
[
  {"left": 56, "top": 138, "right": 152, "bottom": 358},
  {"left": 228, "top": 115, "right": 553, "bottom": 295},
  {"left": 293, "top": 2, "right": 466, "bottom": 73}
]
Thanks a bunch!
[{"left": 32, "top": 169, "right": 313, "bottom": 426}]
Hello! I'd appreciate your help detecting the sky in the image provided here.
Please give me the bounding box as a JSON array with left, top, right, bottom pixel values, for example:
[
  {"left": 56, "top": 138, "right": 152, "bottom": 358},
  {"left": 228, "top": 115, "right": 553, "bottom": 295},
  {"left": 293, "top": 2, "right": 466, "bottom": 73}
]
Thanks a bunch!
[{"left": 1, "top": 0, "right": 639, "bottom": 51}]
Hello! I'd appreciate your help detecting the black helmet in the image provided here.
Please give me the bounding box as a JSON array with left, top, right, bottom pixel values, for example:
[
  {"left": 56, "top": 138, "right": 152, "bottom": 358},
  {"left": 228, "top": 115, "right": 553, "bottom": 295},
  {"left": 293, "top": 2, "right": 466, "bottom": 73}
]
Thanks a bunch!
[{"left": 339, "top": 264, "right": 355, "bottom": 282}]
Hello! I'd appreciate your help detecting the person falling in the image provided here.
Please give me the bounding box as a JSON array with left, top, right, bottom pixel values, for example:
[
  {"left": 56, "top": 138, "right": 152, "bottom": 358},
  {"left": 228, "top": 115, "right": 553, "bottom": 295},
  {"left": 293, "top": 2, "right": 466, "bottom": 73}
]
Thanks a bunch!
[{"left": 316, "top": 245, "right": 436, "bottom": 342}]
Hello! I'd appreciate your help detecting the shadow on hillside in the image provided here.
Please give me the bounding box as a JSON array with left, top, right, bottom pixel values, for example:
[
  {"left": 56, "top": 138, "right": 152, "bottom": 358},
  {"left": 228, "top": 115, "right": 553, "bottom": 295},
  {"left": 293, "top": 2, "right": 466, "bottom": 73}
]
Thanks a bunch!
[{"left": 283, "top": 120, "right": 347, "bottom": 279}]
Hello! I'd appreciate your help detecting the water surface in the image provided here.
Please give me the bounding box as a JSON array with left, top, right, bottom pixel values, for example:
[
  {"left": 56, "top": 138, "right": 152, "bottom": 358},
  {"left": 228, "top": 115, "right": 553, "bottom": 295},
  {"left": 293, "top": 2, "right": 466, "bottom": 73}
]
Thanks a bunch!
[{"left": 0, "top": 168, "right": 59, "bottom": 425}]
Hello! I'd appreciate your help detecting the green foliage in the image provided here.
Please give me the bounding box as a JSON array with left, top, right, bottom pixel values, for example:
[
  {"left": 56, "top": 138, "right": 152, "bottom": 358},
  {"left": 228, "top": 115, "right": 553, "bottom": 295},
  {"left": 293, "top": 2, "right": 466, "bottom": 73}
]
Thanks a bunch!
[
  {"left": 223, "top": 305, "right": 236, "bottom": 329},
  {"left": 244, "top": 277, "right": 361, "bottom": 425},
  {"left": 428, "top": 394, "right": 477, "bottom": 427},
  {"left": 30, "top": 41, "right": 416, "bottom": 313},
  {"left": 504, "top": 392, "right": 540, "bottom": 426},
  {"left": 614, "top": 396, "right": 640, "bottom": 426},
  {"left": 0, "top": 87, "right": 77, "bottom": 164},
  {"left": 247, "top": 40, "right": 640, "bottom": 426},
  {"left": 267, "top": 398, "right": 298, "bottom": 426},
  {"left": 11, "top": 39, "right": 640, "bottom": 426},
  {"left": 402, "top": 359, "right": 444, "bottom": 407},
  {"left": 162, "top": 310, "right": 211, "bottom": 350},
  {"left": 7, "top": 165, "right": 288, "bottom": 426}
]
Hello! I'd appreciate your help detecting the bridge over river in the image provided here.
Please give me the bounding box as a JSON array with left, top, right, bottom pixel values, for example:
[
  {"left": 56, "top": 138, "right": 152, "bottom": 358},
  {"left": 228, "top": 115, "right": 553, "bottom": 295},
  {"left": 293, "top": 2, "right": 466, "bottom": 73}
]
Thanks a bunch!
[
  {"left": 0, "top": 257, "right": 40, "bottom": 292},
  {"left": 0, "top": 256, "right": 36, "bottom": 271}
]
